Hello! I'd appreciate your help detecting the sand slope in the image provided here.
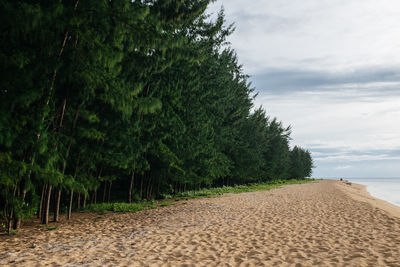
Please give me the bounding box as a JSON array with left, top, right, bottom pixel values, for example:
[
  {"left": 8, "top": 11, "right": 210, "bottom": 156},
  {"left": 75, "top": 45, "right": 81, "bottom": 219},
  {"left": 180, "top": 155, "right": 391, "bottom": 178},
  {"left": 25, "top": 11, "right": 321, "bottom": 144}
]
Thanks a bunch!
[{"left": 1, "top": 180, "right": 400, "bottom": 266}]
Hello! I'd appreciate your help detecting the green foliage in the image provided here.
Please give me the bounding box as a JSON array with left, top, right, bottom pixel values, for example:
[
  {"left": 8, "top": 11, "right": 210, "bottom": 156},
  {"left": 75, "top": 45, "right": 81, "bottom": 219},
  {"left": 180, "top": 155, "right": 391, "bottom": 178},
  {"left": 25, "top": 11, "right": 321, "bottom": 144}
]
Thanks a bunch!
[
  {"left": 160, "top": 201, "right": 171, "bottom": 207},
  {"left": 0, "top": 0, "right": 314, "bottom": 231},
  {"left": 9, "top": 230, "right": 18, "bottom": 236},
  {"left": 85, "top": 202, "right": 156, "bottom": 213},
  {"left": 174, "top": 179, "right": 315, "bottom": 199}
]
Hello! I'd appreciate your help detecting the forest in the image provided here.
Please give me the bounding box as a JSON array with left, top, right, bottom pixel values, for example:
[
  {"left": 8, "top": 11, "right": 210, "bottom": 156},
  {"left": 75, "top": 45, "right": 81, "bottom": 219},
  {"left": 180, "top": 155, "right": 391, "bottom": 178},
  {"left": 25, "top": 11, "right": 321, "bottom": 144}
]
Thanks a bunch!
[{"left": 0, "top": 0, "right": 313, "bottom": 234}]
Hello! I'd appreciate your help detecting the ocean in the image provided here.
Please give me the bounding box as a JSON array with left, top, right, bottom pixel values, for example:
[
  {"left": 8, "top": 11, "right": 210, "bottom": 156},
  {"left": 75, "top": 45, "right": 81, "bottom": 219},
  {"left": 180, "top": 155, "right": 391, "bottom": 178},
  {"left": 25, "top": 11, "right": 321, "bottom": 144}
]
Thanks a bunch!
[{"left": 345, "top": 177, "right": 400, "bottom": 207}]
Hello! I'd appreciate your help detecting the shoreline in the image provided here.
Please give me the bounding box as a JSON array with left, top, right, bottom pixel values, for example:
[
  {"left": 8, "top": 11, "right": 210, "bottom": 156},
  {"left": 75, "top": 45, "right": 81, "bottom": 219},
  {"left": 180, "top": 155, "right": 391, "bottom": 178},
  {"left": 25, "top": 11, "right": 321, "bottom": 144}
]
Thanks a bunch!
[
  {"left": 335, "top": 179, "right": 400, "bottom": 219},
  {"left": 1, "top": 180, "right": 400, "bottom": 266}
]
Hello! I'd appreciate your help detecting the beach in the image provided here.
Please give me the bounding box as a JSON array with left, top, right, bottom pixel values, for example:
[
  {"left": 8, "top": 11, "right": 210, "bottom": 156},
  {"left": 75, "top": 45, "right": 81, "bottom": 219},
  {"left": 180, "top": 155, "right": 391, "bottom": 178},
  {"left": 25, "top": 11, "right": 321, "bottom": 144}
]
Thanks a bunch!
[{"left": 1, "top": 180, "right": 400, "bottom": 266}]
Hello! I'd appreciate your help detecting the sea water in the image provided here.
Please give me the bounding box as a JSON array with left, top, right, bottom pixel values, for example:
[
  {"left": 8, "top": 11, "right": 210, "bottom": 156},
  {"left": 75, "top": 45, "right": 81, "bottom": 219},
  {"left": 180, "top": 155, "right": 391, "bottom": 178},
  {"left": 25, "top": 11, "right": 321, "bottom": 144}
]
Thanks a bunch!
[{"left": 345, "top": 177, "right": 400, "bottom": 207}]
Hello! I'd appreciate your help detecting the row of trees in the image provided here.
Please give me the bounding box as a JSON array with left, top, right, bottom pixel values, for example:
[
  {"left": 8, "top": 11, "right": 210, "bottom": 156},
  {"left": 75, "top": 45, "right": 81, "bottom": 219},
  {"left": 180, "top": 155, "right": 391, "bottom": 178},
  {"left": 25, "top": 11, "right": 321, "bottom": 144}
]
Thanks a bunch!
[{"left": 0, "top": 0, "right": 313, "bottom": 234}]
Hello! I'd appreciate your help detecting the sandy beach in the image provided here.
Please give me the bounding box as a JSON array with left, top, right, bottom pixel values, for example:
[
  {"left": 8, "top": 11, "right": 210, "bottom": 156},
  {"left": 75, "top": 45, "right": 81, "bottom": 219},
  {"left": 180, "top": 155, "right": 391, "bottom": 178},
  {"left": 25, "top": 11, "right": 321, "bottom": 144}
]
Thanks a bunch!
[{"left": 1, "top": 180, "right": 400, "bottom": 266}]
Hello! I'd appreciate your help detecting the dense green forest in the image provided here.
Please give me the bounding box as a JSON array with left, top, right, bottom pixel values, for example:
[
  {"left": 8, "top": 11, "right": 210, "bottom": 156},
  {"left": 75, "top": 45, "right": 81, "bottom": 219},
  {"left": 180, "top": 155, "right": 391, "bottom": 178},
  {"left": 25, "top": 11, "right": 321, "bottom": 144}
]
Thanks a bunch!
[{"left": 0, "top": 0, "right": 313, "bottom": 233}]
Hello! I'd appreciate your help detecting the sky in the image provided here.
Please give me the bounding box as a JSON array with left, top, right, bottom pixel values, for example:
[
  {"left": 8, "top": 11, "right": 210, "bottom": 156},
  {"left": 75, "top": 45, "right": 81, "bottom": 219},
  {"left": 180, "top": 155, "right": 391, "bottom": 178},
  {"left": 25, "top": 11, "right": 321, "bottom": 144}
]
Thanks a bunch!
[{"left": 207, "top": 0, "right": 400, "bottom": 178}]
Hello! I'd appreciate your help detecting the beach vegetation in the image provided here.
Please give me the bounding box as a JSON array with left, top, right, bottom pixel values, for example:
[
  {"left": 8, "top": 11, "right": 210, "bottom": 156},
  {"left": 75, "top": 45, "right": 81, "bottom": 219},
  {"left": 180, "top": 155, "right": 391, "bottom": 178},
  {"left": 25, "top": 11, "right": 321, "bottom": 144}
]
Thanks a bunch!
[{"left": 160, "top": 201, "right": 171, "bottom": 207}]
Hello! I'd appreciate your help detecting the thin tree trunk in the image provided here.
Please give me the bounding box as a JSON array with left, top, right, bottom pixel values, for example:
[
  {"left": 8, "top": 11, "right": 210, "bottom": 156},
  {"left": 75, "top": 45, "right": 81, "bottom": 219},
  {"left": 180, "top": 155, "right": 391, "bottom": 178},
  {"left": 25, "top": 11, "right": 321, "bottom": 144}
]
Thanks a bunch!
[
  {"left": 128, "top": 171, "right": 135, "bottom": 203},
  {"left": 149, "top": 180, "right": 153, "bottom": 200},
  {"left": 42, "top": 184, "right": 52, "bottom": 224},
  {"left": 41, "top": 0, "right": 80, "bottom": 222},
  {"left": 107, "top": 182, "right": 112, "bottom": 203},
  {"left": 82, "top": 193, "right": 86, "bottom": 209},
  {"left": 38, "top": 184, "right": 46, "bottom": 219},
  {"left": 7, "top": 211, "right": 13, "bottom": 235},
  {"left": 146, "top": 174, "right": 152, "bottom": 200},
  {"left": 77, "top": 192, "right": 81, "bottom": 211},
  {"left": 92, "top": 167, "right": 102, "bottom": 205},
  {"left": 89, "top": 191, "right": 94, "bottom": 208},
  {"left": 57, "top": 104, "right": 80, "bottom": 221},
  {"left": 32, "top": 0, "right": 81, "bottom": 227},
  {"left": 12, "top": 182, "right": 23, "bottom": 230},
  {"left": 102, "top": 181, "right": 107, "bottom": 203},
  {"left": 54, "top": 186, "right": 62, "bottom": 222},
  {"left": 140, "top": 175, "right": 143, "bottom": 199},
  {"left": 53, "top": 98, "right": 67, "bottom": 223},
  {"left": 67, "top": 190, "right": 73, "bottom": 220},
  {"left": 67, "top": 152, "right": 80, "bottom": 220},
  {"left": 6, "top": 187, "right": 16, "bottom": 234},
  {"left": 44, "top": 0, "right": 80, "bottom": 112},
  {"left": 157, "top": 180, "right": 160, "bottom": 199}
]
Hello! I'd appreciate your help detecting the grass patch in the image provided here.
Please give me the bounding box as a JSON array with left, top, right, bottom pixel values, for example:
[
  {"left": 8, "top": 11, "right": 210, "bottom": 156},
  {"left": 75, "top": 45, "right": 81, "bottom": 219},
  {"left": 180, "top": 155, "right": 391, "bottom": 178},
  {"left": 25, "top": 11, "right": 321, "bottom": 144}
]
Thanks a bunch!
[
  {"left": 159, "top": 201, "right": 171, "bottom": 207},
  {"left": 83, "top": 179, "right": 315, "bottom": 215},
  {"left": 174, "top": 179, "right": 315, "bottom": 199},
  {"left": 85, "top": 201, "right": 156, "bottom": 214},
  {"left": 9, "top": 229, "right": 18, "bottom": 235}
]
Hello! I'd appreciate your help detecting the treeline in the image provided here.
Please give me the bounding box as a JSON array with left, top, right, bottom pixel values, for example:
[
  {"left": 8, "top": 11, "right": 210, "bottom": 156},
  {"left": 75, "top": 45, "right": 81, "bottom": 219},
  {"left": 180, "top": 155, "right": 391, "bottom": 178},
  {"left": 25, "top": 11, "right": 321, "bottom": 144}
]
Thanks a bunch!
[{"left": 0, "top": 0, "right": 313, "bottom": 233}]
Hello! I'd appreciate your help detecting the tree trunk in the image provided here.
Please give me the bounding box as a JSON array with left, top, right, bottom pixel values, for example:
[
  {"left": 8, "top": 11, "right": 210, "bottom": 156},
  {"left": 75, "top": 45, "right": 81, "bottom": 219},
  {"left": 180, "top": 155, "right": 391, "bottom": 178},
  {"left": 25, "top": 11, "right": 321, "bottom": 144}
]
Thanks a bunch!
[
  {"left": 128, "top": 171, "right": 135, "bottom": 203},
  {"left": 43, "top": 0, "right": 80, "bottom": 112},
  {"left": 140, "top": 175, "right": 143, "bottom": 199},
  {"left": 32, "top": 0, "right": 81, "bottom": 226},
  {"left": 77, "top": 192, "right": 81, "bottom": 211},
  {"left": 102, "top": 181, "right": 107, "bottom": 203},
  {"left": 157, "top": 180, "right": 160, "bottom": 199},
  {"left": 89, "top": 191, "right": 93, "bottom": 208},
  {"left": 93, "top": 167, "right": 102, "bottom": 205},
  {"left": 42, "top": 184, "right": 52, "bottom": 224},
  {"left": 13, "top": 182, "right": 24, "bottom": 230},
  {"left": 53, "top": 98, "right": 67, "bottom": 222},
  {"left": 7, "top": 214, "right": 13, "bottom": 235},
  {"left": 38, "top": 184, "right": 46, "bottom": 219},
  {"left": 94, "top": 189, "right": 97, "bottom": 204},
  {"left": 82, "top": 193, "right": 86, "bottom": 209},
  {"left": 67, "top": 151, "right": 80, "bottom": 220},
  {"left": 5, "top": 187, "right": 14, "bottom": 234},
  {"left": 146, "top": 174, "right": 152, "bottom": 200},
  {"left": 67, "top": 190, "right": 73, "bottom": 220},
  {"left": 107, "top": 182, "right": 112, "bottom": 203},
  {"left": 53, "top": 186, "right": 61, "bottom": 222}
]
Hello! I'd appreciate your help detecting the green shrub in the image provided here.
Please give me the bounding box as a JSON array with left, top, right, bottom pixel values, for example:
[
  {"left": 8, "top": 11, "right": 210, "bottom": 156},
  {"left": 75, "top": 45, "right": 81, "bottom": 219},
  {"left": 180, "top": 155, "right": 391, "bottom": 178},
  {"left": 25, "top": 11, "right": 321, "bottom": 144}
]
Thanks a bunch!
[
  {"left": 85, "top": 201, "right": 156, "bottom": 213},
  {"left": 174, "top": 179, "right": 315, "bottom": 199},
  {"left": 82, "top": 179, "right": 315, "bottom": 215}
]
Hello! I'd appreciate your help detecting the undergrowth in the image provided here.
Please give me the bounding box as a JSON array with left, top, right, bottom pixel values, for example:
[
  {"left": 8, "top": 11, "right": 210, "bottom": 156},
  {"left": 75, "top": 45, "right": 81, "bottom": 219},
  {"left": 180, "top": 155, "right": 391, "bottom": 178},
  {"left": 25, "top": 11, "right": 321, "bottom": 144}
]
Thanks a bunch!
[
  {"left": 171, "top": 179, "right": 315, "bottom": 199},
  {"left": 84, "top": 179, "right": 315, "bottom": 214}
]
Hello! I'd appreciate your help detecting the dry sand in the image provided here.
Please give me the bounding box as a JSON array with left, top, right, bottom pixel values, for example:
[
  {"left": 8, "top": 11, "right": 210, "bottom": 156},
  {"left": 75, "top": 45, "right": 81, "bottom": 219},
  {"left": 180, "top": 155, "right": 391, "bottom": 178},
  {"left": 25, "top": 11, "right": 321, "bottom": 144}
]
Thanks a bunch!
[{"left": 1, "top": 180, "right": 400, "bottom": 267}]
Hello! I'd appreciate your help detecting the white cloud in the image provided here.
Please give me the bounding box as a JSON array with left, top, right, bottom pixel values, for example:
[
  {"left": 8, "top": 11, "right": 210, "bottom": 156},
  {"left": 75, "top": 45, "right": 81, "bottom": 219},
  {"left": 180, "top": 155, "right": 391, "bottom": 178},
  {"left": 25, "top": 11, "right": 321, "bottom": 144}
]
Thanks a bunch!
[
  {"left": 208, "top": 0, "right": 400, "bottom": 73},
  {"left": 335, "top": 165, "right": 352, "bottom": 170},
  {"left": 207, "top": 1, "right": 400, "bottom": 177},
  {"left": 254, "top": 89, "right": 400, "bottom": 151}
]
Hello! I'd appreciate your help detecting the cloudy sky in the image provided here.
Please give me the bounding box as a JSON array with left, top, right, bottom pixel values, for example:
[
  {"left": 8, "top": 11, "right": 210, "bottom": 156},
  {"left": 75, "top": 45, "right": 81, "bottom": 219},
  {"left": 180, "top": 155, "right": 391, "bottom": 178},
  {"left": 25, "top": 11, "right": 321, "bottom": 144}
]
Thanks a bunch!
[{"left": 208, "top": 0, "right": 400, "bottom": 178}]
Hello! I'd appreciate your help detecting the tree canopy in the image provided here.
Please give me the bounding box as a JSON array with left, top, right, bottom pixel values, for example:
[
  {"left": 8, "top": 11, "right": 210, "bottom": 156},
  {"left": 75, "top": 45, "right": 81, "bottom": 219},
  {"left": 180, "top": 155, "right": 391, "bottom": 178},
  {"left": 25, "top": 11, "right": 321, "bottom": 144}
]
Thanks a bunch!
[{"left": 0, "top": 0, "right": 313, "bottom": 233}]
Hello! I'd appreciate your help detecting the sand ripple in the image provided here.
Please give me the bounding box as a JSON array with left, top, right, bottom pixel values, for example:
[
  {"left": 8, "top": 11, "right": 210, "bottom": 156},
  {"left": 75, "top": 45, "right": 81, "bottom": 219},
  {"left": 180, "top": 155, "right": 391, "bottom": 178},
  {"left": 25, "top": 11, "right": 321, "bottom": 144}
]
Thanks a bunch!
[{"left": 1, "top": 180, "right": 400, "bottom": 266}]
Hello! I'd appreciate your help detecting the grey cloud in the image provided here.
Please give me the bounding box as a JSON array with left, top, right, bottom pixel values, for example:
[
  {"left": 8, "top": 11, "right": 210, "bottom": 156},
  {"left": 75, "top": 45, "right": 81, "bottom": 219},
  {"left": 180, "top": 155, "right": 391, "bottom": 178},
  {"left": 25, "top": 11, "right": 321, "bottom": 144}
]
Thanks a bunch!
[
  {"left": 311, "top": 147, "right": 400, "bottom": 163},
  {"left": 251, "top": 66, "right": 400, "bottom": 95}
]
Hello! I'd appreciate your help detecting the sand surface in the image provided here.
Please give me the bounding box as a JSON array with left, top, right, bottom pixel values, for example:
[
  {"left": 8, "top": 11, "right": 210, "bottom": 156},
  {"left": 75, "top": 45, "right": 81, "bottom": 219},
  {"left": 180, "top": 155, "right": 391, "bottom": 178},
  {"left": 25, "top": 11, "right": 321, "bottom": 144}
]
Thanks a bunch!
[{"left": 1, "top": 180, "right": 400, "bottom": 266}]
